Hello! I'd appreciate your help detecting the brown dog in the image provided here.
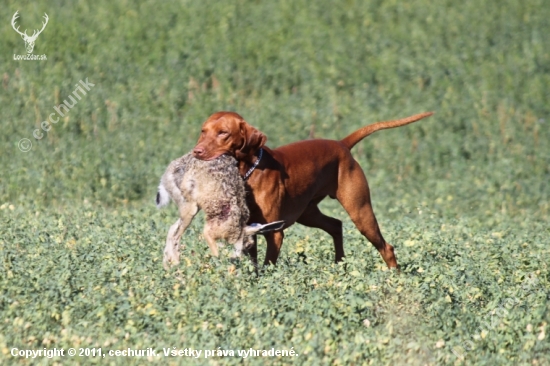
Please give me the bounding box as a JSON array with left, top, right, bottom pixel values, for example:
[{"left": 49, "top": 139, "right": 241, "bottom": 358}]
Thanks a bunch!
[{"left": 192, "top": 111, "right": 433, "bottom": 268}]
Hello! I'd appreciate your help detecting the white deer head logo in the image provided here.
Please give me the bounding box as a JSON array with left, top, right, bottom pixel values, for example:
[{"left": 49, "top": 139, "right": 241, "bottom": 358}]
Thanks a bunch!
[{"left": 11, "top": 11, "right": 49, "bottom": 54}]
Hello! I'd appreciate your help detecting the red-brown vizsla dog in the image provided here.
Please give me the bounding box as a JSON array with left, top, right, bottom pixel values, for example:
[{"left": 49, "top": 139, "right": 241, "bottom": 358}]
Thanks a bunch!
[{"left": 192, "top": 111, "right": 433, "bottom": 268}]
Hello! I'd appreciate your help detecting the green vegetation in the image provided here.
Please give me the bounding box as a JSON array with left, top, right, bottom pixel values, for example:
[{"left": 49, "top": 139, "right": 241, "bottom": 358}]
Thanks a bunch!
[{"left": 1, "top": 0, "right": 549, "bottom": 364}]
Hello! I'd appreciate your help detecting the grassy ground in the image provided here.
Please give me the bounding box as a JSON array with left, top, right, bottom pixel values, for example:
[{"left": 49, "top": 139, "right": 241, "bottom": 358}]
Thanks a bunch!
[{"left": 1, "top": 0, "right": 549, "bottom": 364}]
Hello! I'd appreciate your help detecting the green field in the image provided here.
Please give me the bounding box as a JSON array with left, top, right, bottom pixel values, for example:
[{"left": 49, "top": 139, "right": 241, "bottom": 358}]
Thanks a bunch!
[{"left": 1, "top": 0, "right": 549, "bottom": 364}]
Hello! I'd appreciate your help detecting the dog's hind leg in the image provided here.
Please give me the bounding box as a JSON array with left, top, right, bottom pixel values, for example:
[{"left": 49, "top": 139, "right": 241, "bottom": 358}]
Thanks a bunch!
[
  {"left": 336, "top": 159, "right": 398, "bottom": 269},
  {"left": 163, "top": 202, "right": 198, "bottom": 269},
  {"left": 297, "top": 204, "right": 344, "bottom": 262}
]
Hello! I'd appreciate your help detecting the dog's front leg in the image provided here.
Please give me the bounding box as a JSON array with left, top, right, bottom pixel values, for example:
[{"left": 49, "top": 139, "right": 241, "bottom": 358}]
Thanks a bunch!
[{"left": 264, "top": 230, "right": 285, "bottom": 265}]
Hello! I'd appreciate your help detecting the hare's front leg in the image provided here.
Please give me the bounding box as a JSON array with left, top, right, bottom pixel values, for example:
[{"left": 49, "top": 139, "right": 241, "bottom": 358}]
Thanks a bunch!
[{"left": 163, "top": 202, "right": 198, "bottom": 269}]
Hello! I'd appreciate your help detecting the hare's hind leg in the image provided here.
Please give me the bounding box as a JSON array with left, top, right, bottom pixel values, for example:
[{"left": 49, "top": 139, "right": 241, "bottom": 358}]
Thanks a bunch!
[
  {"left": 203, "top": 223, "right": 220, "bottom": 257},
  {"left": 230, "top": 234, "right": 247, "bottom": 259}
]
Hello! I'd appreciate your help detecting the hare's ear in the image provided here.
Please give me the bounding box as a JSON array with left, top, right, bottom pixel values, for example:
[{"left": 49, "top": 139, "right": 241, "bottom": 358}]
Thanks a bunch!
[{"left": 244, "top": 221, "right": 286, "bottom": 235}]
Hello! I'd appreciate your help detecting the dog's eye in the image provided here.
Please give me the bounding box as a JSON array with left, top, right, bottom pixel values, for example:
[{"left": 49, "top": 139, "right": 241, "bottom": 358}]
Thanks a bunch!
[{"left": 218, "top": 131, "right": 228, "bottom": 136}]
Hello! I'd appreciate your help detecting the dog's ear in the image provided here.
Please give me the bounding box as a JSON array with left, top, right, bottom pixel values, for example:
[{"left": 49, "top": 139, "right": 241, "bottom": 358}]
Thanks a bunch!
[{"left": 236, "top": 121, "right": 266, "bottom": 159}]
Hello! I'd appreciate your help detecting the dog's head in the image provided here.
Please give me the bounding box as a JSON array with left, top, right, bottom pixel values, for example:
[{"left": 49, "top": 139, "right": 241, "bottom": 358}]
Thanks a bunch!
[{"left": 193, "top": 111, "right": 266, "bottom": 161}]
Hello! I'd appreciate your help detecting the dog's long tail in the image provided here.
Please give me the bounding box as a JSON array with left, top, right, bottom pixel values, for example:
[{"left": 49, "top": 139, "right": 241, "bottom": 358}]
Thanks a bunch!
[
  {"left": 340, "top": 112, "right": 434, "bottom": 150},
  {"left": 156, "top": 182, "right": 171, "bottom": 208}
]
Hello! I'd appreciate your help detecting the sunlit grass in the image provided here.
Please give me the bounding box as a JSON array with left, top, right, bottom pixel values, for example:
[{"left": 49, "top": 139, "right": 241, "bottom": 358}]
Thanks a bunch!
[{"left": 1, "top": 0, "right": 549, "bottom": 364}]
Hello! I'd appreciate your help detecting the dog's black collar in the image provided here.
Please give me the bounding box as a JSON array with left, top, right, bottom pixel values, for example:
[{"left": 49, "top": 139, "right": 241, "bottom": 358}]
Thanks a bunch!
[{"left": 243, "top": 148, "right": 263, "bottom": 180}]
